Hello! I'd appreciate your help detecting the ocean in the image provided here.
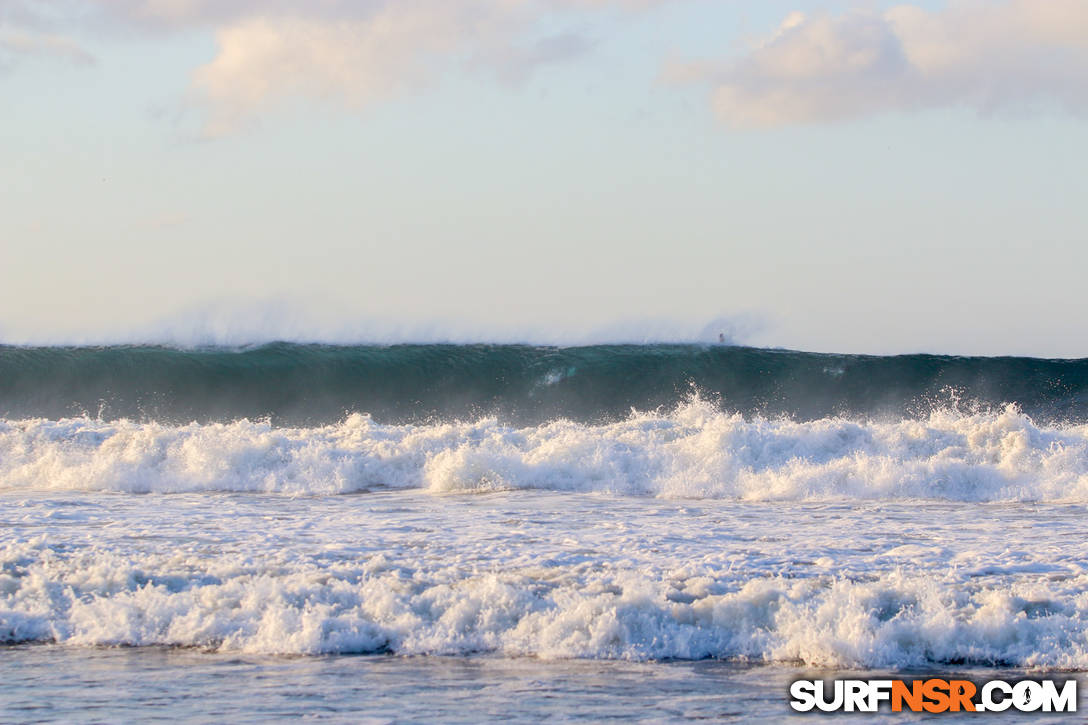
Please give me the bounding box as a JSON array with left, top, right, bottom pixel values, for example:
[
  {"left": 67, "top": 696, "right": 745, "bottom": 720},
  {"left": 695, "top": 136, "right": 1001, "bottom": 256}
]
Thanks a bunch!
[{"left": 3, "top": 343, "right": 1088, "bottom": 721}]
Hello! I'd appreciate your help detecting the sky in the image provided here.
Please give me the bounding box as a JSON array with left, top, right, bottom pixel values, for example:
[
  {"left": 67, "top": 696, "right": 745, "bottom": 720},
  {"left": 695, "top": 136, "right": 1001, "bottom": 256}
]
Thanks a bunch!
[{"left": 1, "top": 0, "right": 1086, "bottom": 355}]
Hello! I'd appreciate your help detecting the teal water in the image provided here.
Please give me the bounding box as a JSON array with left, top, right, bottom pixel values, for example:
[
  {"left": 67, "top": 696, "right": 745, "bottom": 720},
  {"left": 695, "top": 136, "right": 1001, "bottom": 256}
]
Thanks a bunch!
[
  {"left": 6, "top": 343, "right": 1088, "bottom": 721},
  {"left": 2, "top": 343, "right": 1086, "bottom": 425}
]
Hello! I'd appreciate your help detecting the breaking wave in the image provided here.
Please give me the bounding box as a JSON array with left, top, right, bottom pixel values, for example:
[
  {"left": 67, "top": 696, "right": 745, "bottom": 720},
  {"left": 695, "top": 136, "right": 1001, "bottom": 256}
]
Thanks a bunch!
[
  {"left": 6, "top": 342, "right": 1088, "bottom": 669},
  {"left": 3, "top": 401, "right": 1088, "bottom": 501},
  {"left": 2, "top": 343, "right": 1087, "bottom": 425}
]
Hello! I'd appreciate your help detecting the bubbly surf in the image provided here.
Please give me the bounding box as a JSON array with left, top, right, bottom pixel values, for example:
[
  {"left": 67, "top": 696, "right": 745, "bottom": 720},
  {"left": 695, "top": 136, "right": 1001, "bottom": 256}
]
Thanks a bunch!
[
  {"left": 2, "top": 402, "right": 1088, "bottom": 501},
  {"left": 3, "top": 343, "right": 1088, "bottom": 671},
  {"left": 5, "top": 491, "right": 1088, "bottom": 668}
]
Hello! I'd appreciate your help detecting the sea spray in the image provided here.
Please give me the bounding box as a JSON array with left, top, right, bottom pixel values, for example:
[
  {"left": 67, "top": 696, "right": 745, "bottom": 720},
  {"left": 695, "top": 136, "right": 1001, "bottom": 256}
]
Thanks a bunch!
[{"left": 2, "top": 401, "right": 1088, "bottom": 500}]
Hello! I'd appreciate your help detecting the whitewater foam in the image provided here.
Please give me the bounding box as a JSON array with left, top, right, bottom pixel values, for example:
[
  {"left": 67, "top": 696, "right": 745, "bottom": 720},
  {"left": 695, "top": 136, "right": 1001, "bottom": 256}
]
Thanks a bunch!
[
  {"left": 3, "top": 402, "right": 1088, "bottom": 501},
  {"left": 6, "top": 396, "right": 1088, "bottom": 669},
  {"left": 3, "top": 490, "right": 1088, "bottom": 667}
]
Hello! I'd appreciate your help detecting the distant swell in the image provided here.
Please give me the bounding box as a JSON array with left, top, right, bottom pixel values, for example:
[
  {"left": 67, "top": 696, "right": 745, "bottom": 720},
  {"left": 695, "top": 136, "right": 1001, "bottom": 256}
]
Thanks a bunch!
[
  {"left": 2, "top": 343, "right": 1088, "bottom": 425},
  {"left": 4, "top": 401, "right": 1088, "bottom": 501}
]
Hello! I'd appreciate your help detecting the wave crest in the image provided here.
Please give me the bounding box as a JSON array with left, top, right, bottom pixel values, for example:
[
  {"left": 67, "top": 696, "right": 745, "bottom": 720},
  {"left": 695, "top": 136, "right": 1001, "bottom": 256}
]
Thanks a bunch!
[
  {"left": 4, "top": 343, "right": 1088, "bottom": 425},
  {"left": 4, "top": 402, "right": 1088, "bottom": 501}
]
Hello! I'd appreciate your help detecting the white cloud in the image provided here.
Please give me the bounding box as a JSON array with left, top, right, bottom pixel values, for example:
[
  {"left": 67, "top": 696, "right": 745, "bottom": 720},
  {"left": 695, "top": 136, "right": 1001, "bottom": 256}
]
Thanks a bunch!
[
  {"left": 672, "top": 0, "right": 1088, "bottom": 126},
  {"left": 190, "top": 5, "right": 500, "bottom": 137},
  {"left": 187, "top": 1, "right": 664, "bottom": 136},
  {"left": 51, "top": 0, "right": 665, "bottom": 136}
]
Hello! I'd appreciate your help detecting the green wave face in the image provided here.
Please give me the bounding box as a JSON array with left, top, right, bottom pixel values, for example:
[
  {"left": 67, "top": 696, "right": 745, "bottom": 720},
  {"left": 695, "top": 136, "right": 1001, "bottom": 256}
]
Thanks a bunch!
[{"left": 1, "top": 343, "right": 1086, "bottom": 425}]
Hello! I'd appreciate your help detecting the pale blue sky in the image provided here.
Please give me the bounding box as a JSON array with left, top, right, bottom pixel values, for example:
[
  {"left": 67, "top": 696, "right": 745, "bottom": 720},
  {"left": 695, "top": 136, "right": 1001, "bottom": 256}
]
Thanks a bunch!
[{"left": 2, "top": 0, "right": 1086, "bottom": 355}]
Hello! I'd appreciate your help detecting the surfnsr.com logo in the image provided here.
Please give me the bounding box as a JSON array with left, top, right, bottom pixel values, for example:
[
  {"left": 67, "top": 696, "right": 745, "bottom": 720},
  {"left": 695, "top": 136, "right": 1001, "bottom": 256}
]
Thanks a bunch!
[{"left": 789, "top": 678, "right": 1078, "bottom": 714}]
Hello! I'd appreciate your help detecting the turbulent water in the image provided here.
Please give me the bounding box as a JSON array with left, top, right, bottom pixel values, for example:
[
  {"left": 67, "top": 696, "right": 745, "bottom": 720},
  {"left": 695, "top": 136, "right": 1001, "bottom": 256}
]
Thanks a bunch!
[{"left": 4, "top": 342, "right": 1088, "bottom": 716}]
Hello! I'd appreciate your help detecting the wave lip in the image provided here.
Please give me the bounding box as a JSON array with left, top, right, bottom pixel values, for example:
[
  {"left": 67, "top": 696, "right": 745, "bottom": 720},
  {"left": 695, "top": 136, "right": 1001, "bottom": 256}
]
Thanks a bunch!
[{"left": 4, "top": 402, "right": 1088, "bottom": 501}]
